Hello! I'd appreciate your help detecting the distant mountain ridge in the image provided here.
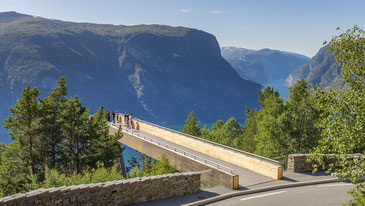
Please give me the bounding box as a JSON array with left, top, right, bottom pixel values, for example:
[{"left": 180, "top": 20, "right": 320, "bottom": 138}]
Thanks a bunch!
[
  {"left": 0, "top": 12, "right": 262, "bottom": 134},
  {"left": 0, "top": 11, "right": 33, "bottom": 23},
  {"left": 286, "top": 45, "right": 342, "bottom": 88},
  {"left": 221, "top": 47, "right": 310, "bottom": 84}
]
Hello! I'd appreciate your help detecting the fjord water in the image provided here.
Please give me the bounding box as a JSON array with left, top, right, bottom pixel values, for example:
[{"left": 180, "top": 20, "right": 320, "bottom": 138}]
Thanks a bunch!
[{"left": 263, "top": 79, "right": 289, "bottom": 100}]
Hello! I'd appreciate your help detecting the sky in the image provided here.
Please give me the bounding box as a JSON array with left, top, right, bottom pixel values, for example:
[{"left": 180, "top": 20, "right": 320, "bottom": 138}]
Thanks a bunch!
[{"left": 1, "top": 0, "right": 365, "bottom": 57}]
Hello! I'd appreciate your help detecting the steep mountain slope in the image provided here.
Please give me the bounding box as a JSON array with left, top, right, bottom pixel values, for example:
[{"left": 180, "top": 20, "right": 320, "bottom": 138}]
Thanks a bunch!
[
  {"left": 221, "top": 47, "right": 310, "bottom": 84},
  {"left": 0, "top": 12, "right": 262, "bottom": 130},
  {"left": 286, "top": 45, "right": 342, "bottom": 88}
]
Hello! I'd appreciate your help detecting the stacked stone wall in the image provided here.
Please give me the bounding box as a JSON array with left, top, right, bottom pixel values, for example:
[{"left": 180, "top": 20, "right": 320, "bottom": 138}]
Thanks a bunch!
[
  {"left": 287, "top": 154, "right": 337, "bottom": 172},
  {"left": 0, "top": 172, "right": 200, "bottom": 206}
]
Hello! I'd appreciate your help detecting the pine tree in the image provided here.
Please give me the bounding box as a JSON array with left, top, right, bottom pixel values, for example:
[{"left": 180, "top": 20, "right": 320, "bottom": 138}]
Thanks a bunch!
[
  {"left": 38, "top": 77, "right": 67, "bottom": 169},
  {"left": 242, "top": 108, "right": 258, "bottom": 153},
  {"left": 85, "top": 106, "right": 123, "bottom": 170},
  {"left": 4, "top": 86, "right": 41, "bottom": 172},
  {"left": 211, "top": 120, "right": 224, "bottom": 131},
  {"left": 181, "top": 111, "right": 201, "bottom": 137},
  {"left": 60, "top": 96, "right": 89, "bottom": 174}
]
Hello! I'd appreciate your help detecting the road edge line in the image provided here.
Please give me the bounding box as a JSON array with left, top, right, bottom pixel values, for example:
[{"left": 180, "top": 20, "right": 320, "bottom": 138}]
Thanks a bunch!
[{"left": 182, "top": 178, "right": 339, "bottom": 206}]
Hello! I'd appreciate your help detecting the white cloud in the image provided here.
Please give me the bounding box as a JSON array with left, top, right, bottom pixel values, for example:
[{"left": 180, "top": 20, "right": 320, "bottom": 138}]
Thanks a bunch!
[
  {"left": 210, "top": 10, "right": 222, "bottom": 14},
  {"left": 181, "top": 9, "right": 192, "bottom": 13}
]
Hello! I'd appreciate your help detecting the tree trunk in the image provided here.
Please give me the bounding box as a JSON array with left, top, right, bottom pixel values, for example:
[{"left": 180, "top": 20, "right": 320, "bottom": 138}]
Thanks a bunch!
[
  {"left": 28, "top": 120, "right": 34, "bottom": 172},
  {"left": 76, "top": 139, "right": 80, "bottom": 174},
  {"left": 119, "top": 152, "right": 127, "bottom": 177}
]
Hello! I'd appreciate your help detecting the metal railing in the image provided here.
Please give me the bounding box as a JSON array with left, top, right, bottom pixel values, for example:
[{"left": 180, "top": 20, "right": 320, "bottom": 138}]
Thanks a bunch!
[
  {"left": 109, "top": 123, "right": 235, "bottom": 174},
  {"left": 133, "top": 117, "right": 280, "bottom": 166}
]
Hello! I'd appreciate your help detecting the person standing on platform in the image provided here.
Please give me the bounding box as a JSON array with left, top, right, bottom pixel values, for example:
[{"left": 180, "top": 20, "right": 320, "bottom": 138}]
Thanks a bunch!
[
  {"left": 116, "top": 110, "right": 119, "bottom": 123},
  {"left": 124, "top": 113, "right": 127, "bottom": 126},
  {"left": 105, "top": 110, "right": 109, "bottom": 121},
  {"left": 112, "top": 111, "right": 115, "bottom": 124},
  {"left": 129, "top": 113, "right": 133, "bottom": 129}
]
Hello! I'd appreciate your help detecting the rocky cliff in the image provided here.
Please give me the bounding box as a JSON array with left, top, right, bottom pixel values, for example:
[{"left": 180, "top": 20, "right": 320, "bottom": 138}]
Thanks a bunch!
[
  {"left": 222, "top": 47, "right": 310, "bottom": 84},
  {"left": 0, "top": 12, "right": 262, "bottom": 131},
  {"left": 286, "top": 45, "right": 342, "bottom": 88}
]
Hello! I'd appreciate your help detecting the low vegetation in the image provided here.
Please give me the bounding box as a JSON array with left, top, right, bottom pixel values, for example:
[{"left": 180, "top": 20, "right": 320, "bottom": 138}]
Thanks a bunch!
[{"left": 127, "top": 154, "right": 178, "bottom": 178}]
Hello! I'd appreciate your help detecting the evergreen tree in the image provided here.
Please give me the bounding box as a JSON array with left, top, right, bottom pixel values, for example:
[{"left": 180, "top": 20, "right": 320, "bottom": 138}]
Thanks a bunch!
[
  {"left": 85, "top": 106, "right": 123, "bottom": 169},
  {"left": 0, "top": 142, "right": 24, "bottom": 197},
  {"left": 200, "top": 125, "right": 214, "bottom": 142},
  {"left": 60, "top": 96, "right": 89, "bottom": 174},
  {"left": 4, "top": 86, "right": 41, "bottom": 172},
  {"left": 181, "top": 111, "right": 201, "bottom": 137},
  {"left": 38, "top": 77, "right": 67, "bottom": 169},
  {"left": 211, "top": 120, "right": 224, "bottom": 131},
  {"left": 242, "top": 108, "right": 258, "bottom": 153}
]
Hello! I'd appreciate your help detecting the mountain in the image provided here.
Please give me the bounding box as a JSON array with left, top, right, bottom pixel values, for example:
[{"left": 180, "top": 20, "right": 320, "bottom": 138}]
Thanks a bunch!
[
  {"left": 0, "top": 12, "right": 262, "bottom": 133},
  {"left": 286, "top": 45, "right": 342, "bottom": 88},
  {"left": 221, "top": 47, "right": 310, "bottom": 84},
  {"left": 0, "top": 11, "right": 33, "bottom": 23}
]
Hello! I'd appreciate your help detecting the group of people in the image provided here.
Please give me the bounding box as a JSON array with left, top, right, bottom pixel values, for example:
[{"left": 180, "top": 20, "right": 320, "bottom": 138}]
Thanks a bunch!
[
  {"left": 105, "top": 110, "right": 115, "bottom": 123},
  {"left": 124, "top": 112, "right": 133, "bottom": 128},
  {"left": 105, "top": 110, "right": 134, "bottom": 128}
]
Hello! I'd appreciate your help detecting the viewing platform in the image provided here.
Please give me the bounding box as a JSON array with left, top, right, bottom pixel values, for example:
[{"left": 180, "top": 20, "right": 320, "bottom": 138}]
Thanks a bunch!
[{"left": 108, "top": 116, "right": 283, "bottom": 190}]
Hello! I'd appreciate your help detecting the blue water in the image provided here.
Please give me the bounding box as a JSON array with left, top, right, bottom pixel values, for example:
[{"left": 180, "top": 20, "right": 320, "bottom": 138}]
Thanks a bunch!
[{"left": 263, "top": 79, "right": 289, "bottom": 100}]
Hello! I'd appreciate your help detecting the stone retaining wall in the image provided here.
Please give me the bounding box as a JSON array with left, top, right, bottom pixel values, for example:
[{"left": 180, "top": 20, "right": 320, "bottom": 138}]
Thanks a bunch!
[
  {"left": 287, "top": 154, "right": 336, "bottom": 172},
  {"left": 0, "top": 172, "right": 201, "bottom": 206}
]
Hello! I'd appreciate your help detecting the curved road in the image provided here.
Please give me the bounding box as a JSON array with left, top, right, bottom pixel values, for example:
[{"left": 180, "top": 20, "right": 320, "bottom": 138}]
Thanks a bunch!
[{"left": 207, "top": 182, "right": 355, "bottom": 206}]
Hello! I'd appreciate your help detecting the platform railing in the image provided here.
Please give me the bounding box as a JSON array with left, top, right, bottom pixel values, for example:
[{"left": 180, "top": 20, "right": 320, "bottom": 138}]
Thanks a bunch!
[
  {"left": 109, "top": 123, "right": 235, "bottom": 174},
  {"left": 133, "top": 117, "right": 280, "bottom": 166}
]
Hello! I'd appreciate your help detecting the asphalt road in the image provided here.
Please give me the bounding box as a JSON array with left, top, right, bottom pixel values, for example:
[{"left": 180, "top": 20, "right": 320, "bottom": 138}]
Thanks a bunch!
[{"left": 207, "top": 182, "right": 355, "bottom": 206}]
